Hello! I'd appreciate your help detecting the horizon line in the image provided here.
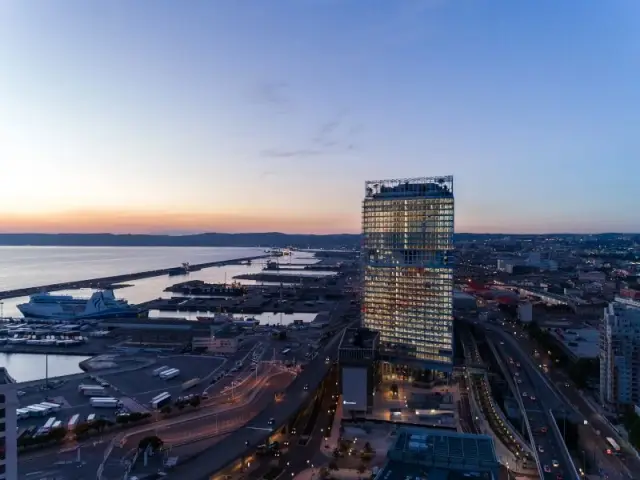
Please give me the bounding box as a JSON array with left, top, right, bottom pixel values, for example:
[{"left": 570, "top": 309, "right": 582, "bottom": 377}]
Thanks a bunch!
[{"left": 0, "top": 231, "right": 638, "bottom": 236}]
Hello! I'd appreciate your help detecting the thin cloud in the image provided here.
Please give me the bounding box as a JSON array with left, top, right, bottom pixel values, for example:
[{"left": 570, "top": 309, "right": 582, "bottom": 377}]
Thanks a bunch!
[
  {"left": 262, "top": 111, "right": 362, "bottom": 160},
  {"left": 252, "top": 81, "right": 292, "bottom": 110},
  {"left": 261, "top": 148, "right": 324, "bottom": 158}
]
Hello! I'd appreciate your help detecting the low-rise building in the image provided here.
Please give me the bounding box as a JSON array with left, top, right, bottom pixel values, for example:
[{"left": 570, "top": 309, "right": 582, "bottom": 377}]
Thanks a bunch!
[
  {"left": 376, "top": 427, "right": 500, "bottom": 480},
  {"left": 192, "top": 324, "right": 242, "bottom": 354},
  {"left": 338, "top": 327, "right": 379, "bottom": 418},
  {"left": 550, "top": 327, "right": 600, "bottom": 361}
]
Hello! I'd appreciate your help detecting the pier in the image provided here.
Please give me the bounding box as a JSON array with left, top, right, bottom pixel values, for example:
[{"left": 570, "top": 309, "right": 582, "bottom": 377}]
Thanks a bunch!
[
  {"left": 234, "top": 272, "right": 329, "bottom": 284},
  {"left": 0, "top": 255, "right": 269, "bottom": 300},
  {"left": 265, "top": 264, "right": 343, "bottom": 271}
]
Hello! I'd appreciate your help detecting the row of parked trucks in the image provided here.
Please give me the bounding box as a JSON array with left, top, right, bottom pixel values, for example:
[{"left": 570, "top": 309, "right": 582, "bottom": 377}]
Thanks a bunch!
[
  {"left": 17, "top": 412, "right": 99, "bottom": 440},
  {"left": 16, "top": 402, "right": 62, "bottom": 419}
]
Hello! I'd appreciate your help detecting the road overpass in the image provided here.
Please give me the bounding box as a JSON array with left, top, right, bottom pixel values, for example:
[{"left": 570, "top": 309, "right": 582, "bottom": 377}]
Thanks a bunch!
[{"left": 487, "top": 334, "right": 574, "bottom": 480}]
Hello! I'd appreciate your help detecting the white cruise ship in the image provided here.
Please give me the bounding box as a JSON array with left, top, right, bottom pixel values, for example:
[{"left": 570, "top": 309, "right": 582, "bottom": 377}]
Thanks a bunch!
[{"left": 17, "top": 290, "right": 143, "bottom": 321}]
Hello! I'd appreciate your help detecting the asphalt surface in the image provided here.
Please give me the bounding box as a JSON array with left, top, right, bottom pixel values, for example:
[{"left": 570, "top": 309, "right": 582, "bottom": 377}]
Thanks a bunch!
[
  {"left": 168, "top": 331, "right": 344, "bottom": 479},
  {"left": 17, "top": 349, "right": 283, "bottom": 480},
  {"left": 246, "top": 374, "right": 339, "bottom": 479},
  {"left": 457, "top": 375, "right": 479, "bottom": 435},
  {"left": 459, "top": 328, "right": 527, "bottom": 459},
  {"left": 492, "top": 322, "right": 638, "bottom": 479},
  {"left": 492, "top": 335, "right": 572, "bottom": 480},
  {"left": 106, "top": 369, "right": 295, "bottom": 480}
]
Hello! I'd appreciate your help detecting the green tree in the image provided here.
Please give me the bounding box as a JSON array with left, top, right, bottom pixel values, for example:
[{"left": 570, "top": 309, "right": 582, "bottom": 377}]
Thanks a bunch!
[{"left": 138, "top": 435, "right": 163, "bottom": 452}]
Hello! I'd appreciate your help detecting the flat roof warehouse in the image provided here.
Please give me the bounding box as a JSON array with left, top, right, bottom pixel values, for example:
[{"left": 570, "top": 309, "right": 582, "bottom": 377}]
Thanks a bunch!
[{"left": 376, "top": 427, "right": 500, "bottom": 480}]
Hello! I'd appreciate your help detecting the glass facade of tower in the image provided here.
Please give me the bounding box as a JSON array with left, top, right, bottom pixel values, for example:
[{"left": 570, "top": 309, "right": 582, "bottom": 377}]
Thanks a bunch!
[{"left": 362, "top": 177, "right": 454, "bottom": 370}]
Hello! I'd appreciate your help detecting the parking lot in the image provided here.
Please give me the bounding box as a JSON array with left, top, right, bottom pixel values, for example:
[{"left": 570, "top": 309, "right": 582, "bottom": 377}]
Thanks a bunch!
[{"left": 103, "top": 354, "right": 226, "bottom": 404}]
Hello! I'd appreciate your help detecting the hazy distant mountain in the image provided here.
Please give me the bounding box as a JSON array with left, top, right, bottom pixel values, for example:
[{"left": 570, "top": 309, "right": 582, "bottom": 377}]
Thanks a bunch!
[
  {"left": 0, "top": 232, "right": 635, "bottom": 249},
  {"left": 0, "top": 233, "right": 361, "bottom": 250}
]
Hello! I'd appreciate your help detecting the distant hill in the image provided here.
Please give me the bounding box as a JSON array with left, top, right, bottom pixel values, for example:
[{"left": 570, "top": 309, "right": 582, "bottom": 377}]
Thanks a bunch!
[
  {"left": 0, "top": 233, "right": 361, "bottom": 250},
  {"left": 0, "top": 232, "right": 635, "bottom": 250}
]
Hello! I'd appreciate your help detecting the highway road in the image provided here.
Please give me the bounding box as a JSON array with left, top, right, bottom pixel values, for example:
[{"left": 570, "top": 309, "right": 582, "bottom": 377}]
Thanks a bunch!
[
  {"left": 459, "top": 328, "right": 527, "bottom": 459},
  {"left": 169, "top": 328, "right": 345, "bottom": 480},
  {"left": 245, "top": 371, "right": 340, "bottom": 480},
  {"left": 102, "top": 367, "right": 295, "bottom": 479},
  {"left": 18, "top": 363, "right": 293, "bottom": 480},
  {"left": 500, "top": 322, "right": 639, "bottom": 478},
  {"left": 484, "top": 323, "right": 635, "bottom": 480},
  {"left": 493, "top": 335, "right": 571, "bottom": 480}
]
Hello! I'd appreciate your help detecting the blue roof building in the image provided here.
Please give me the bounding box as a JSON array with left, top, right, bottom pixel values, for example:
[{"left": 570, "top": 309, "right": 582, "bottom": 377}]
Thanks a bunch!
[{"left": 376, "top": 427, "right": 500, "bottom": 480}]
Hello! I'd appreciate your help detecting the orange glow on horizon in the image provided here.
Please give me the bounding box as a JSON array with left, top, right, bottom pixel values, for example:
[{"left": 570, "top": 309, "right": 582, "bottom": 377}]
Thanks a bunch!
[{"left": 0, "top": 209, "right": 360, "bottom": 235}]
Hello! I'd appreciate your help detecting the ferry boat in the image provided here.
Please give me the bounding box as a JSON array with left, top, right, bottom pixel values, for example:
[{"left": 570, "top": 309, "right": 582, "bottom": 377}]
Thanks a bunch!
[{"left": 17, "top": 290, "right": 143, "bottom": 320}]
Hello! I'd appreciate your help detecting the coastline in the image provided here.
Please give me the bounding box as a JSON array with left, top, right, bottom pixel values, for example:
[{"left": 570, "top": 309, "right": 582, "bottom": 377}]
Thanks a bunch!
[{"left": 0, "top": 254, "right": 269, "bottom": 301}]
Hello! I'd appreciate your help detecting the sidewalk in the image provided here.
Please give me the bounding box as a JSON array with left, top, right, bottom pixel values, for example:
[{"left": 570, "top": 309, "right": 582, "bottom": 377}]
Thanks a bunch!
[
  {"left": 294, "top": 467, "right": 371, "bottom": 480},
  {"left": 320, "top": 396, "right": 343, "bottom": 458}
]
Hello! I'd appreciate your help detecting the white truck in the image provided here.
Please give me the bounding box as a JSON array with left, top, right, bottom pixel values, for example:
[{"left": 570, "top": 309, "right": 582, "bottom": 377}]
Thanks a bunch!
[
  {"left": 181, "top": 378, "right": 200, "bottom": 391},
  {"left": 42, "top": 417, "right": 57, "bottom": 433},
  {"left": 160, "top": 368, "right": 180, "bottom": 380},
  {"left": 79, "top": 385, "right": 107, "bottom": 396},
  {"left": 151, "top": 392, "right": 172, "bottom": 409},
  {"left": 152, "top": 366, "right": 170, "bottom": 376},
  {"left": 26, "top": 405, "right": 49, "bottom": 416},
  {"left": 68, "top": 413, "right": 80, "bottom": 431},
  {"left": 39, "top": 402, "right": 61, "bottom": 412},
  {"left": 90, "top": 397, "right": 121, "bottom": 408}
]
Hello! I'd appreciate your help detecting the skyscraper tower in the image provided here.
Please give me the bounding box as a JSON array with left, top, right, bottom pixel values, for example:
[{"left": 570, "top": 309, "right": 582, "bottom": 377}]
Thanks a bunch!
[{"left": 362, "top": 176, "right": 454, "bottom": 371}]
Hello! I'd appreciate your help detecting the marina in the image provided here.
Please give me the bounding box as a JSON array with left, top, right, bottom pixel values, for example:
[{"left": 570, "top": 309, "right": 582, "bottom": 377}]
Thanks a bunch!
[
  {"left": 0, "top": 246, "right": 360, "bottom": 477},
  {"left": 0, "top": 248, "right": 356, "bottom": 380}
]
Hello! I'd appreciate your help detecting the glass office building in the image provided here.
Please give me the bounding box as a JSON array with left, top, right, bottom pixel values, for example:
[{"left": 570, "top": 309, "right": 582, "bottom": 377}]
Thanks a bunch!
[{"left": 362, "top": 177, "right": 454, "bottom": 370}]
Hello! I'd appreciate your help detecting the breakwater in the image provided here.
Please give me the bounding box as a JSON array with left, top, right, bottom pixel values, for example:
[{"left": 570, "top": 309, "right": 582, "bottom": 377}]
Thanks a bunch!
[
  {"left": 0, "top": 255, "right": 269, "bottom": 300},
  {"left": 234, "top": 272, "right": 327, "bottom": 284}
]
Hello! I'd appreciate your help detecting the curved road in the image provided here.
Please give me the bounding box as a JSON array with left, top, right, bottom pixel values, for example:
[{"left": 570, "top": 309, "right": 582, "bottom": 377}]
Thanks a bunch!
[
  {"left": 484, "top": 323, "right": 634, "bottom": 480},
  {"left": 170, "top": 331, "right": 344, "bottom": 480},
  {"left": 503, "top": 322, "right": 638, "bottom": 479},
  {"left": 494, "top": 335, "right": 571, "bottom": 480}
]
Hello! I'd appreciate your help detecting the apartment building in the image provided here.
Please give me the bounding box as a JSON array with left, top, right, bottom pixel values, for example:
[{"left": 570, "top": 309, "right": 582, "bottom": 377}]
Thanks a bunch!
[{"left": 600, "top": 301, "right": 640, "bottom": 408}]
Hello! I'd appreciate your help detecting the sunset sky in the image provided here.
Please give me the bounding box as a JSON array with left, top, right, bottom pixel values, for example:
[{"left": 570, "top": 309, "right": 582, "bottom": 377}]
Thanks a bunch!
[{"left": 1, "top": 0, "right": 639, "bottom": 234}]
